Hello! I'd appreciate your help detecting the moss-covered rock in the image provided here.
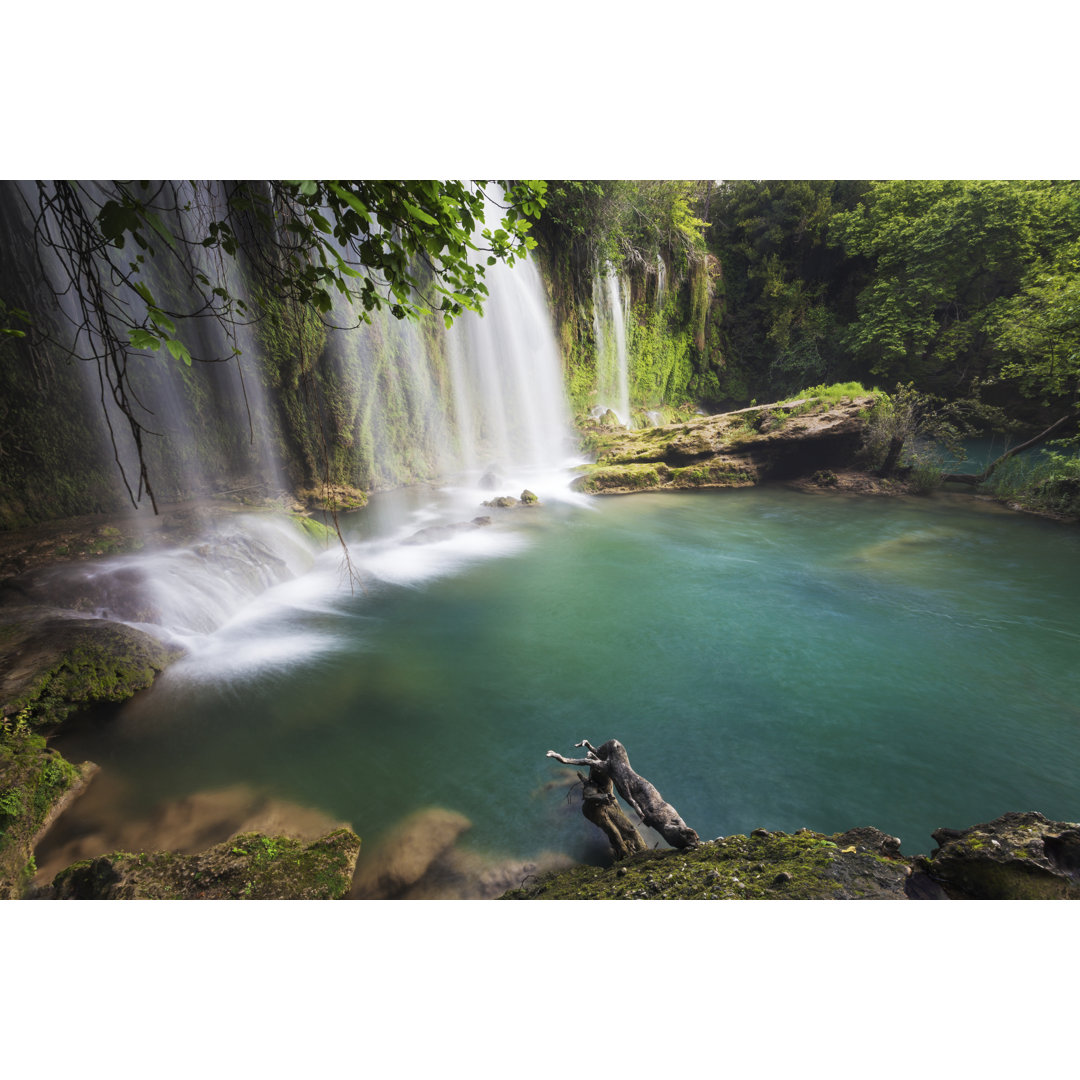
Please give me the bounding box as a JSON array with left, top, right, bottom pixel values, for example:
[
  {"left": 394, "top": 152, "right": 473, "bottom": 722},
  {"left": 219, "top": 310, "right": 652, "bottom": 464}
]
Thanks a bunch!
[
  {"left": 47, "top": 827, "right": 362, "bottom": 900},
  {"left": 0, "top": 719, "right": 94, "bottom": 898},
  {"left": 502, "top": 826, "right": 916, "bottom": 900},
  {"left": 0, "top": 616, "right": 183, "bottom": 731},
  {"left": 573, "top": 395, "right": 874, "bottom": 496}
]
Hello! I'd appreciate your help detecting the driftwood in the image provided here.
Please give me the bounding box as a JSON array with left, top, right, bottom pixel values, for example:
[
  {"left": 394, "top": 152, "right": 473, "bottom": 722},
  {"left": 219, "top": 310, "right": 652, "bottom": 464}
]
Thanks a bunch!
[
  {"left": 579, "top": 764, "right": 647, "bottom": 859},
  {"left": 547, "top": 739, "right": 700, "bottom": 850}
]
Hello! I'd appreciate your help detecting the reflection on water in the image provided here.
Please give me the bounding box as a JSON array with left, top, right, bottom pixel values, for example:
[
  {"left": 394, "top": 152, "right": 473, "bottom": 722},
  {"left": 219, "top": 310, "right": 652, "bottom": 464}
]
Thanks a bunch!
[{"left": 44, "top": 486, "right": 1080, "bottom": 894}]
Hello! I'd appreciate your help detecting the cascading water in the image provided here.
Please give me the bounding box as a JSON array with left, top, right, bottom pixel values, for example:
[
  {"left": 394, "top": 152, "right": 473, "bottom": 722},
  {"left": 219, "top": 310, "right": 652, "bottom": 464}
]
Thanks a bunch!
[
  {"left": 592, "top": 266, "right": 631, "bottom": 426},
  {"left": 447, "top": 253, "right": 575, "bottom": 483},
  {"left": 16, "top": 181, "right": 578, "bottom": 656}
]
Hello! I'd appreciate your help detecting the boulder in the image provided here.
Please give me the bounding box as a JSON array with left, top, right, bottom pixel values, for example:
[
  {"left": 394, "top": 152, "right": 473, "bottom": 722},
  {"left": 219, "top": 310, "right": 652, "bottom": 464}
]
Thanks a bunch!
[
  {"left": 46, "top": 827, "right": 361, "bottom": 900},
  {"left": 921, "top": 811, "right": 1080, "bottom": 899}
]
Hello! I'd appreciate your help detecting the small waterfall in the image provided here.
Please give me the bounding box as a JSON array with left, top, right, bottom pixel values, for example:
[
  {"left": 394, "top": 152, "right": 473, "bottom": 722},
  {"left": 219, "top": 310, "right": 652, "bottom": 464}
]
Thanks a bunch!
[
  {"left": 447, "top": 254, "right": 573, "bottom": 480},
  {"left": 655, "top": 253, "right": 667, "bottom": 308},
  {"left": 592, "top": 266, "right": 631, "bottom": 426}
]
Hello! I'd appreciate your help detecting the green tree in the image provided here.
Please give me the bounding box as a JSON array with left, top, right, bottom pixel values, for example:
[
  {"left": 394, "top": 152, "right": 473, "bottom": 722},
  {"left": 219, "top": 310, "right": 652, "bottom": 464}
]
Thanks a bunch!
[{"left": 832, "top": 180, "right": 1080, "bottom": 398}]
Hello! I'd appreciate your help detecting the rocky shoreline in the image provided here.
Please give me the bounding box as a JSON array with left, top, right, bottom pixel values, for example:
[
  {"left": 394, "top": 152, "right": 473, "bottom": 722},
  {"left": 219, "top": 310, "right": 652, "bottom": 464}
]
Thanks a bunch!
[{"left": 502, "top": 812, "right": 1080, "bottom": 900}]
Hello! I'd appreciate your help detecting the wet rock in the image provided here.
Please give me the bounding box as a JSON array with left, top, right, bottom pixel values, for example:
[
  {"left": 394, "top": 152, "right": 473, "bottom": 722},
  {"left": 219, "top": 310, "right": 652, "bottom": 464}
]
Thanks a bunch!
[
  {"left": 481, "top": 496, "right": 519, "bottom": 509},
  {"left": 924, "top": 811, "right": 1080, "bottom": 899},
  {"left": 520, "top": 489, "right": 538, "bottom": 505},
  {"left": 479, "top": 468, "right": 501, "bottom": 491},
  {"left": 832, "top": 825, "right": 904, "bottom": 858}
]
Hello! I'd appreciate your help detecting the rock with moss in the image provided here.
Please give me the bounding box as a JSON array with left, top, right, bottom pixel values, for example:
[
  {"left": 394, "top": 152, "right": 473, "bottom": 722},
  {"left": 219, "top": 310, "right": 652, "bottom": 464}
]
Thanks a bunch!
[
  {"left": 502, "top": 826, "right": 918, "bottom": 900},
  {"left": 919, "top": 811, "right": 1080, "bottom": 899},
  {"left": 0, "top": 719, "right": 96, "bottom": 898},
  {"left": 520, "top": 489, "right": 539, "bottom": 505},
  {"left": 482, "top": 495, "right": 520, "bottom": 508},
  {"left": 0, "top": 616, "right": 183, "bottom": 731},
  {"left": 45, "top": 827, "right": 362, "bottom": 900},
  {"left": 573, "top": 395, "right": 875, "bottom": 496}
]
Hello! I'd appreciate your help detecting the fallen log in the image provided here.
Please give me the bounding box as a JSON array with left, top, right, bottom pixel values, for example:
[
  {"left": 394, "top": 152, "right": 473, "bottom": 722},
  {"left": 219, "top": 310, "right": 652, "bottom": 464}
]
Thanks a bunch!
[
  {"left": 579, "top": 764, "right": 647, "bottom": 860},
  {"left": 546, "top": 739, "right": 700, "bottom": 850}
]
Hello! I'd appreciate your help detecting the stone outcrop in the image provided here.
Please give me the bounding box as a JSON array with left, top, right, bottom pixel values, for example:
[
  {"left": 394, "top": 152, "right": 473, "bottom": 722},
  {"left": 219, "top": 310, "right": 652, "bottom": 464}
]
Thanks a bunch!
[
  {"left": 572, "top": 395, "right": 875, "bottom": 495},
  {"left": 918, "top": 811, "right": 1080, "bottom": 899}
]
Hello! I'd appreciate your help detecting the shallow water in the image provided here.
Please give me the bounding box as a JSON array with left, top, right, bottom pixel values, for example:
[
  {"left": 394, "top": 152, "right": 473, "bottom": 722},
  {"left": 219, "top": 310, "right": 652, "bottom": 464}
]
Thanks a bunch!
[{"left": 47, "top": 485, "right": 1080, "bottom": 890}]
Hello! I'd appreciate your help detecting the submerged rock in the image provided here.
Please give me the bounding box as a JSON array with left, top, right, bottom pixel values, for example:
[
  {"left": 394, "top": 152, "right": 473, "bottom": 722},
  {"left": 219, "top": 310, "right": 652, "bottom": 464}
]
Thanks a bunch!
[
  {"left": 920, "top": 811, "right": 1080, "bottom": 899},
  {"left": 45, "top": 827, "right": 361, "bottom": 900},
  {"left": 402, "top": 518, "right": 491, "bottom": 546},
  {"left": 351, "top": 808, "right": 472, "bottom": 898}
]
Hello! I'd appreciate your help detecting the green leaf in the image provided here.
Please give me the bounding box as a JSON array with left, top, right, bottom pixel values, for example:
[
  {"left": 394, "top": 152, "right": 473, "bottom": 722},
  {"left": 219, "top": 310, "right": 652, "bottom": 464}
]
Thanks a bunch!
[
  {"left": 165, "top": 338, "right": 192, "bottom": 365},
  {"left": 150, "top": 311, "right": 176, "bottom": 334},
  {"left": 298, "top": 181, "right": 318, "bottom": 197},
  {"left": 132, "top": 281, "right": 157, "bottom": 306},
  {"left": 401, "top": 201, "right": 438, "bottom": 226},
  {"left": 327, "top": 182, "right": 371, "bottom": 223},
  {"left": 309, "top": 209, "right": 333, "bottom": 234},
  {"left": 128, "top": 328, "right": 160, "bottom": 351}
]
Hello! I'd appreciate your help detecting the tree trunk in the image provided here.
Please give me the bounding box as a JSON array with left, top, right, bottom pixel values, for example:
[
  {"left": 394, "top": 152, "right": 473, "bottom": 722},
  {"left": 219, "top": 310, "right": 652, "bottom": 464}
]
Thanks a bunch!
[
  {"left": 546, "top": 739, "right": 700, "bottom": 850},
  {"left": 878, "top": 434, "right": 906, "bottom": 477},
  {"left": 580, "top": 766, "right": 647, "bottom": 860}
]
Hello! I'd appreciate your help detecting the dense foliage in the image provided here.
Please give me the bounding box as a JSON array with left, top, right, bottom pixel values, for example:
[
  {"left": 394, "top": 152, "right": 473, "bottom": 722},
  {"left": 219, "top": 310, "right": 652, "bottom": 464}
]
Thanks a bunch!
[{"left": 707, "top": 179, "right": 1080, "bottom": 417}]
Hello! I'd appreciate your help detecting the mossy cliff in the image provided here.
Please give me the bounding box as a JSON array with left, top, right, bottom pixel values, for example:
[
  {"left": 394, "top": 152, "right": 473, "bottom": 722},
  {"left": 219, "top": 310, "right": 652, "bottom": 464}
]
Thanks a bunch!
[
  {"left": 572, "top": 393, "right": 875, "bottom": 495},
  {"left": 0, "top": 719, "right": 94, "bottom": 899},
  {"left": 502, "top": 812, "right": 1080, "bottom": 901}
]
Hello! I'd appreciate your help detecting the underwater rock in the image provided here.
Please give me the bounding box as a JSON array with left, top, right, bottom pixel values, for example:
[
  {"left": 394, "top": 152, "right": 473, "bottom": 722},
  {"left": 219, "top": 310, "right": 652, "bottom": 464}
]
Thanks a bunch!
[
  {"left": 350, "top": 807, "right": 472, "bottom": 898},
  {"left": 921, "top": 811, "right": 1080, "bottom": 899},
  {"left": 402, "top": 518, "right": 491, "bottom": 546}
]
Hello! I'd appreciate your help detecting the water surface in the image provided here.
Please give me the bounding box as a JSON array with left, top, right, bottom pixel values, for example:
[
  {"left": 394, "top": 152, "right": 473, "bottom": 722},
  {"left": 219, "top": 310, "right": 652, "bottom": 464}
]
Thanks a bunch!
[{"left": 48, "top": 486, "right": 1080, "bottom": 889}]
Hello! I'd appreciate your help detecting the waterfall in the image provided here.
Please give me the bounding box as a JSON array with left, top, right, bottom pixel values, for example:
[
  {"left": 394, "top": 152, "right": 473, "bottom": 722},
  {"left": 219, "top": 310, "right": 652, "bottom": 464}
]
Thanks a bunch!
[
  {"left": 447, "top": 254, "right": 574, "bottom": 480},
  {"left": 592, "top": 266, "right": 631, "bottom": 427},
  {"left": 4, "top": 180, "right": 579, "bottom": 650},
  {"left": 6, "top": 180, "right": 572, "bottom": 513}
]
